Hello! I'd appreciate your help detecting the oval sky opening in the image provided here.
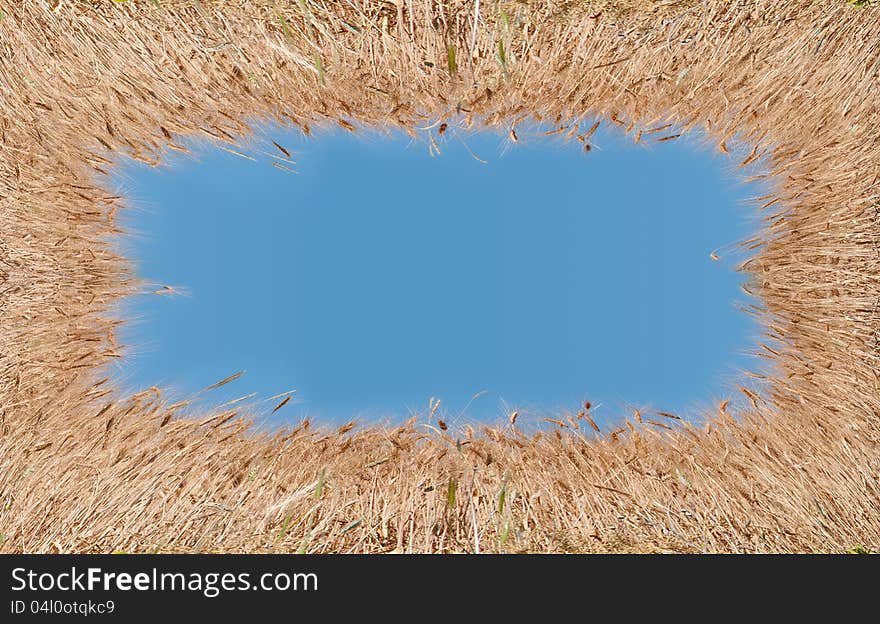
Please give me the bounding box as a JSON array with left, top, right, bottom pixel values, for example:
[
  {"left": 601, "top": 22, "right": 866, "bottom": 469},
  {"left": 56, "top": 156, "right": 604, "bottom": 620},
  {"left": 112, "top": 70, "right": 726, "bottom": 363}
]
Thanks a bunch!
[{"left": 111, "top": 124, "right": 761, "bottom": 426}]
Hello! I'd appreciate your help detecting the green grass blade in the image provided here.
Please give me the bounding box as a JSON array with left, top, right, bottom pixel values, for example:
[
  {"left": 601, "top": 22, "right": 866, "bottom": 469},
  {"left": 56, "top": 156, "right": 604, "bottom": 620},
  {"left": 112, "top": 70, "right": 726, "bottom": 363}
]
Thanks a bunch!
[{"left": 447, "top": 45, "right": 457, "bottom": 76}]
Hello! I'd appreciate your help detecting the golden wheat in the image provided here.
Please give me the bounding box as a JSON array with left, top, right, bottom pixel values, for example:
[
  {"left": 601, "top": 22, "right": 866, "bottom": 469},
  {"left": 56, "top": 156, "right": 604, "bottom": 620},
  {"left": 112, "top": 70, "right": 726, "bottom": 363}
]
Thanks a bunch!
[{"left": 0, "top": 0, "right": 877, "bottom": 553}]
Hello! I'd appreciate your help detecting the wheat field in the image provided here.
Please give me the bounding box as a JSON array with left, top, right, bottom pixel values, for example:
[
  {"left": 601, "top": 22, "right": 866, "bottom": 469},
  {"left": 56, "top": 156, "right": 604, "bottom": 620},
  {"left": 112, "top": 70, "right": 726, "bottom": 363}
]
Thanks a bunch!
[{"left": 0, "top": 0, "right": 878, "bottom": 553}]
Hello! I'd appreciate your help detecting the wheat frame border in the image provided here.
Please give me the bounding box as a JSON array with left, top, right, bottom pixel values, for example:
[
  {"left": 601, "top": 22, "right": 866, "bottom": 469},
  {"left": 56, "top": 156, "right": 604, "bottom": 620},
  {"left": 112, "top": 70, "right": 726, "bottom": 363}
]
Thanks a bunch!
[{"left": 0, "top": 1, "right": 877, "bottom": 553}]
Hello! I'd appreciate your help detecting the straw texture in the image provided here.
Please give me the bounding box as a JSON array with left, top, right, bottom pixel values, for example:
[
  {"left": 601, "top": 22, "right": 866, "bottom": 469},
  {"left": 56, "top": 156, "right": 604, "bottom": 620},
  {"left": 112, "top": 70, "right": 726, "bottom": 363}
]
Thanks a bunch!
[{"left": 0, "top": 0, "right": 878, "bottom": 553}]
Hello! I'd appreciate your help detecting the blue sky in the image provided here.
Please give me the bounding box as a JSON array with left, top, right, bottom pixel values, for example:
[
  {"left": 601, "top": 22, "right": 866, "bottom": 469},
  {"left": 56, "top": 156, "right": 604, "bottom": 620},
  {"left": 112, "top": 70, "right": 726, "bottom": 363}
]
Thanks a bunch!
[{"left": 110, "top": 123, "right": 761, "bottom": 426}]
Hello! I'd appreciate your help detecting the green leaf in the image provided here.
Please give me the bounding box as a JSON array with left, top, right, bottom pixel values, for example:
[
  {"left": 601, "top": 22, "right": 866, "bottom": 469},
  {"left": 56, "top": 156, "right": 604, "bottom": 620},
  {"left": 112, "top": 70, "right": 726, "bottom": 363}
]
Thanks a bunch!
[
  {"left": 447, "top": 46, "right": 457, "bottom": 76},
  {"left": 314, "top": 54, "right": 325, "bottom": 85},
  {"left": 497, "top": 480, "right": 507, "bottom": 514},
  {"left": 499, "top": 520, "right": 510, "bottom": 546},
  {"left": 277, "top": 13, "right": 294, "bottom": 42},
  {"left": 276, "top": 513, "right": 294, "bottom": 543}
]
